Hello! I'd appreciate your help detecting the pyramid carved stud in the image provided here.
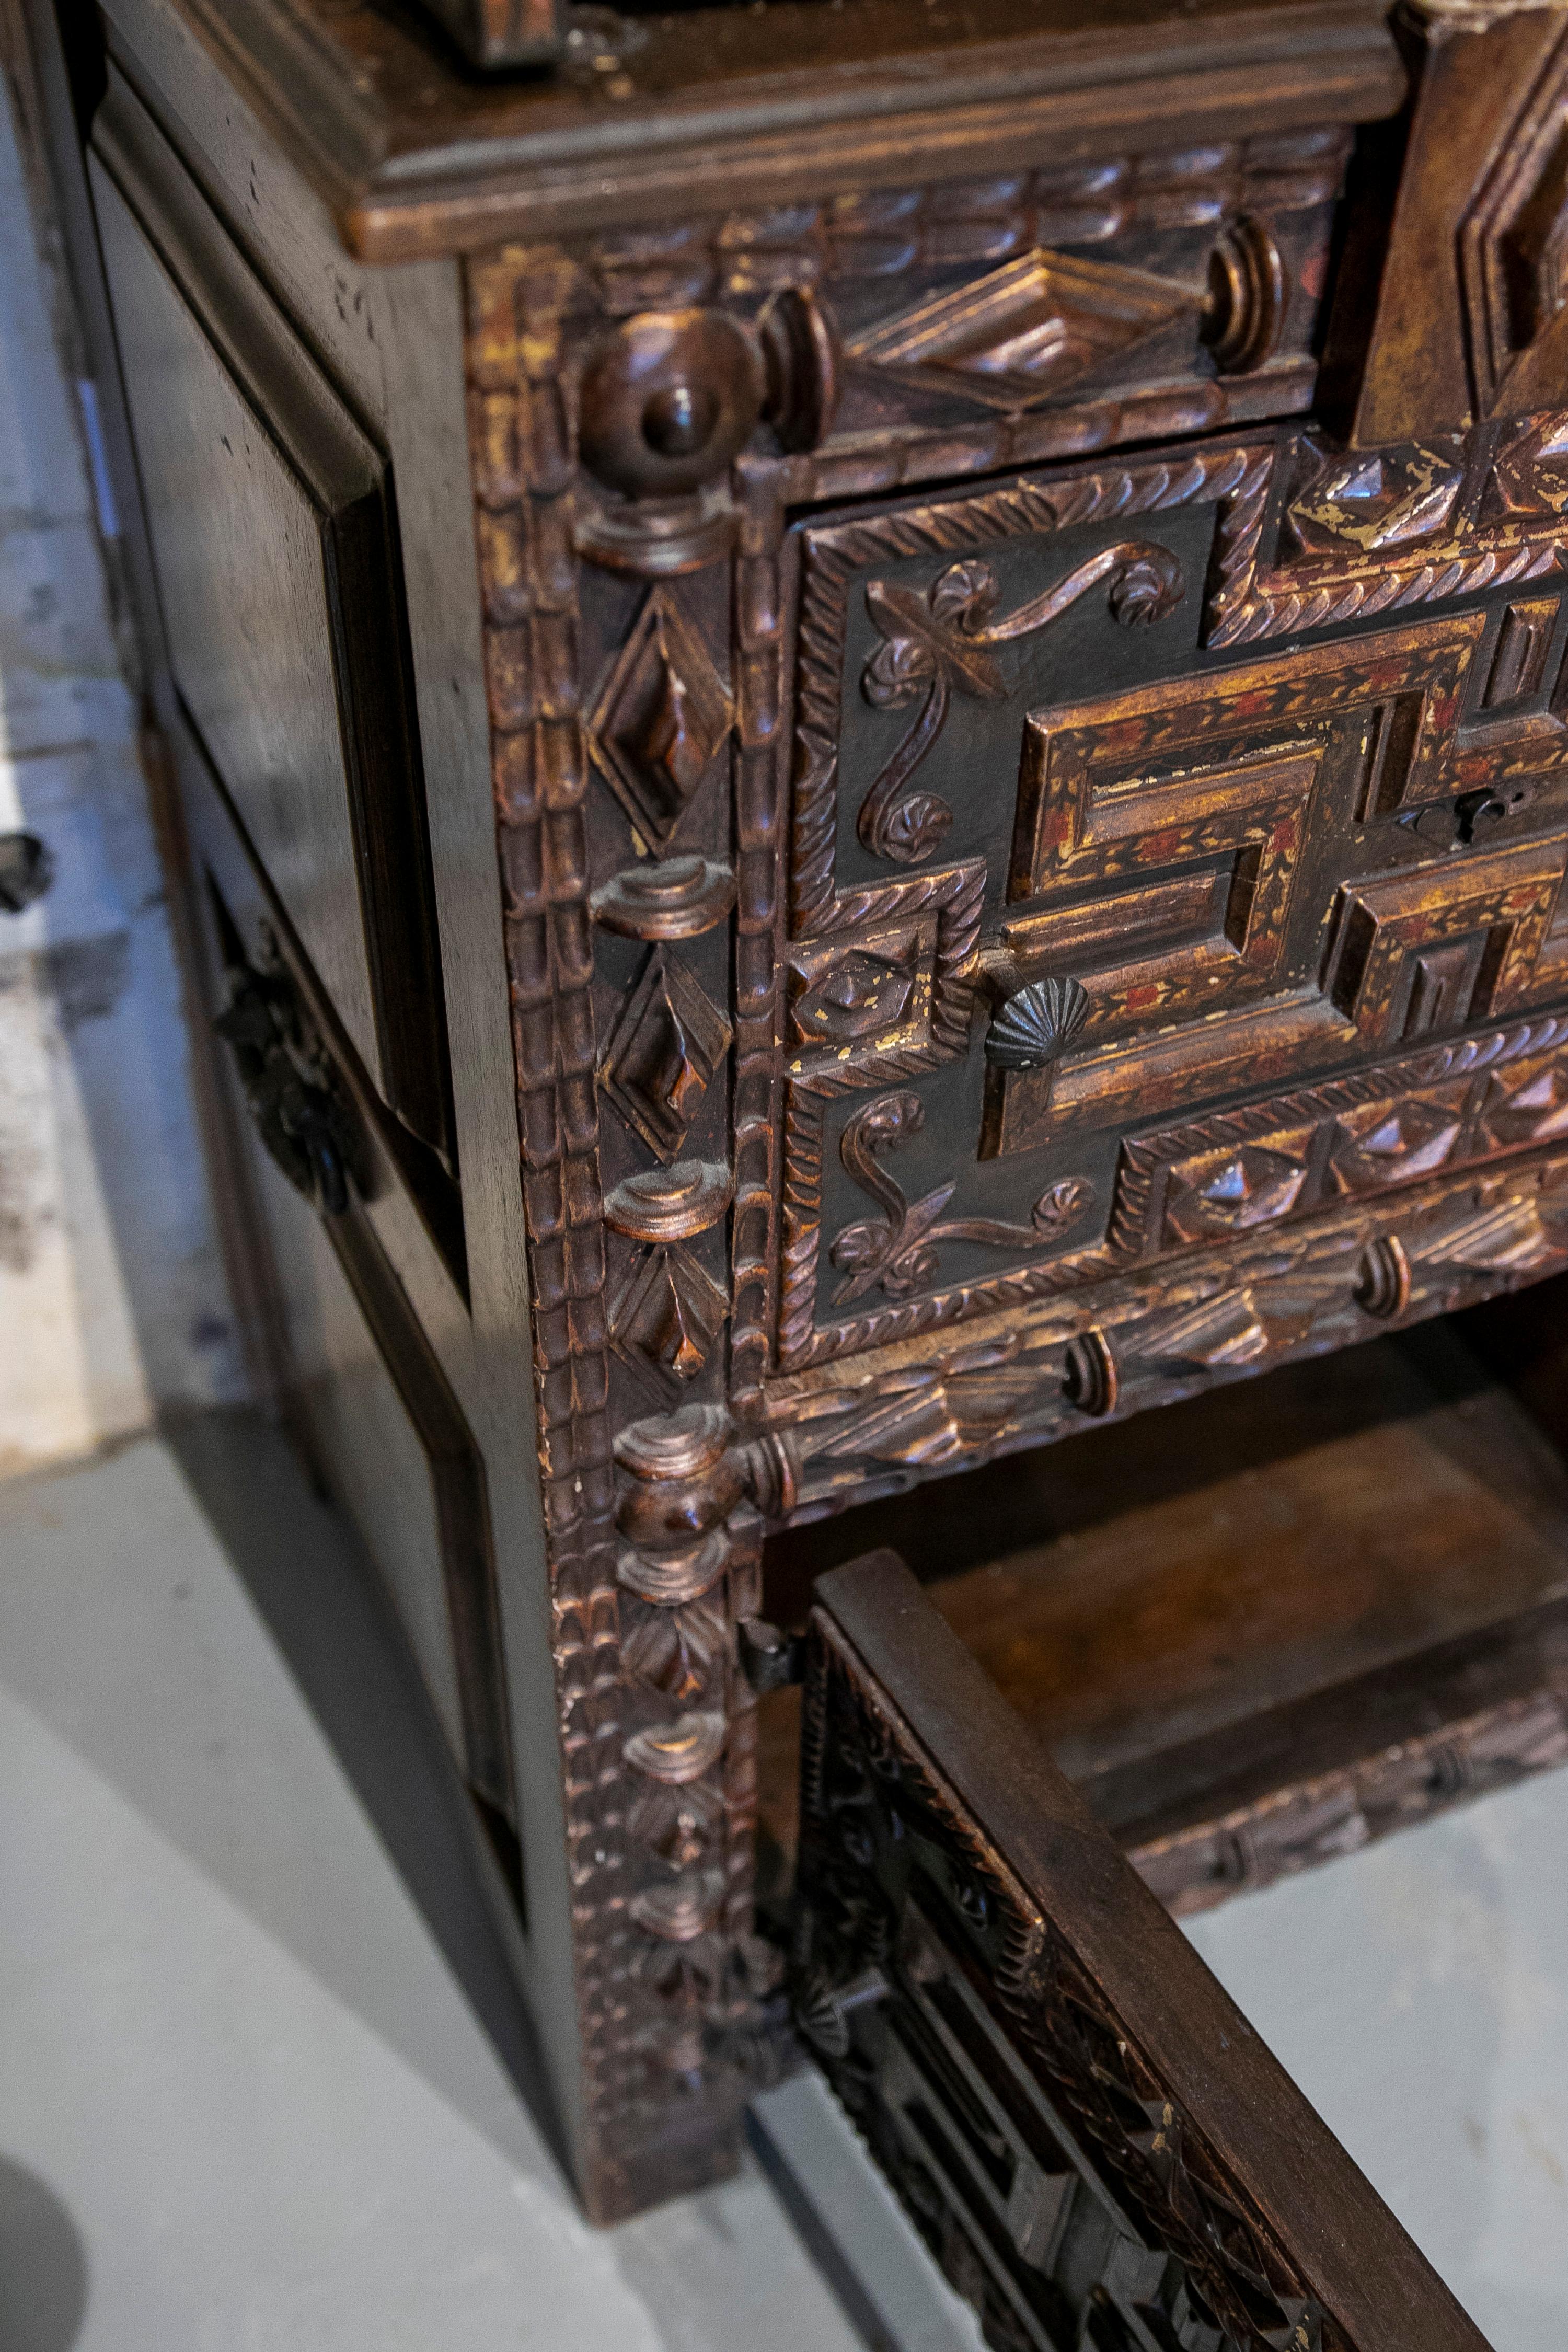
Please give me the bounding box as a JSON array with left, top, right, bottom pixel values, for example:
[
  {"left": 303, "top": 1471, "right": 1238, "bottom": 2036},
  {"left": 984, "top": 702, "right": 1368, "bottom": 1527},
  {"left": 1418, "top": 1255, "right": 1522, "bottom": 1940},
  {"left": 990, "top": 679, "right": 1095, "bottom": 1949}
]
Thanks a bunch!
[
  {"left": 845, "top": 247, "right": 1196, "bottom": 413},
  {"left": 793, "top": 943, "right": 919, "bottom": 1046},
  {"left": 588, "top": 590, "right": 733, "bottom": 852},
  {"left": 598, "top": 945, "right": 732, "bottom": 1161},
  {"left": 1287, "top": 440, "right": 1467, "bottom": 554},
  {"left": 1483, "top": 1057, "right": 1568, "bottom": 1147},
  {"left": 1165, "top": 1146, "right": 1309, "bottom": 1243},
  {"left": 1330, "top": 1096, "right": 1463, "bottom": 1192},
  {"left": 611, "top": 1242, "right": 729, "bottom": 1385}
]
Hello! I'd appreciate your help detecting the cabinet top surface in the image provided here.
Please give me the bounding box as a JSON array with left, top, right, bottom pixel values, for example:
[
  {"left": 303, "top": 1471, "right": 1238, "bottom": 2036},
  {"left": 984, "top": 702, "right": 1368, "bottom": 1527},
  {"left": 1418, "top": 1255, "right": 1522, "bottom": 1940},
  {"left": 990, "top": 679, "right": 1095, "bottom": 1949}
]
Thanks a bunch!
[{"left": 118, "top": 0, "right": 1403, "bottom": 259}]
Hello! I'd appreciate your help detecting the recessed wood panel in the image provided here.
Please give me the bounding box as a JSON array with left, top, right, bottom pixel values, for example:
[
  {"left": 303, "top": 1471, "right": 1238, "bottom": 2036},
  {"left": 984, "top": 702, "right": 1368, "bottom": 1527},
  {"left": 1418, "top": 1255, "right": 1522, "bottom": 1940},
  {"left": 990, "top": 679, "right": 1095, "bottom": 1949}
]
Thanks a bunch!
[{"left": 91, "top": 73, "right": 455, "bottom": 1172}]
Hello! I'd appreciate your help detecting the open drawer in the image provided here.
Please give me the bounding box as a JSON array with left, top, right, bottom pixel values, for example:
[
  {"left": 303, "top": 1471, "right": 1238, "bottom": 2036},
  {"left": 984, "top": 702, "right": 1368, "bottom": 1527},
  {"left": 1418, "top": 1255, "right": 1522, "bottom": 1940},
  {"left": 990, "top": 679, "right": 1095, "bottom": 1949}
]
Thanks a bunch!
[
  {"left": 792, "top": 1548, "right": 1493, "bottom": 2351},
  {"left": 759, "top": 1292, "right": 1568, "bottom": 1919}
]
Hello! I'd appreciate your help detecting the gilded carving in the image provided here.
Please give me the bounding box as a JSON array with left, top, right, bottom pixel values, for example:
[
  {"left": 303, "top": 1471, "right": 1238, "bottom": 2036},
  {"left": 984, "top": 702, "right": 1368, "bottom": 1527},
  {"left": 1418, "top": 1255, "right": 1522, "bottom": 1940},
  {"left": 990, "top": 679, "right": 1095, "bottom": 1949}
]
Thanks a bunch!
[
  {"left": 588, "top": 590, "right": 733, "bottom": 850},
  {"left": 597, "top": 943, "right": 733, "bottom": 1161},
  {"left": 828, "top": 1089, "right": 1092, "bottom": 1307},
  {"left": 858, "top": 541, "right": 1183, "bottom": 864}
]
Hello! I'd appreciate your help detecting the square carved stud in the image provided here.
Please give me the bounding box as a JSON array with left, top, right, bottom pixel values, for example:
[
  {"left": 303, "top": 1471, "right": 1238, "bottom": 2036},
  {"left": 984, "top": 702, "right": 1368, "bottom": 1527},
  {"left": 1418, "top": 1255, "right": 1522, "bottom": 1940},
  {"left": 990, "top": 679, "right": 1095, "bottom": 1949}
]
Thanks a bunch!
[
  {"left": 598, "top": 944, "right": 732, "bottom": 1161},
  {"left": 588, "top": 589, "right": 733, "bottom": 854},
  {"left": 610, "top": 1243, "right": 730, "bottom": 1387},
  {"left": 1328, "top": 1091, "right": 1466, "bottom": 1192}
]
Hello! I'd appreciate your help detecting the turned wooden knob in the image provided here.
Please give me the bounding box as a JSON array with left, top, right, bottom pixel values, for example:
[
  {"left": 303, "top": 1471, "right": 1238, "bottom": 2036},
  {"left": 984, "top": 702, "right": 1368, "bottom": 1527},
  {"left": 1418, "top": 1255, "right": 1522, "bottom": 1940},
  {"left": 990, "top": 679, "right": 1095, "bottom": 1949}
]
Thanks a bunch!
[
  {"left": 579, "top": 309, "right": 766, "bottom": 503},
  {"left": 1202, "top": 215, "right": 1287, "bottom": 376}
]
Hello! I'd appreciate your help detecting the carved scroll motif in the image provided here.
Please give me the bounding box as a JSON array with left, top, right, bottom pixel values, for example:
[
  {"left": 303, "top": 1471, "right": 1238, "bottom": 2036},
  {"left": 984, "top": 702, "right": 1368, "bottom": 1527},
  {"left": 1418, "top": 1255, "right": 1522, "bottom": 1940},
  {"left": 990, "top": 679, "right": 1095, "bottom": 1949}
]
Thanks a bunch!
[
  {"left": 829, "top": 1090, "right": 1093, "bottom": 1305},
  {"left": 857, "top": 542, "right": 1184, "bottom": 865}
]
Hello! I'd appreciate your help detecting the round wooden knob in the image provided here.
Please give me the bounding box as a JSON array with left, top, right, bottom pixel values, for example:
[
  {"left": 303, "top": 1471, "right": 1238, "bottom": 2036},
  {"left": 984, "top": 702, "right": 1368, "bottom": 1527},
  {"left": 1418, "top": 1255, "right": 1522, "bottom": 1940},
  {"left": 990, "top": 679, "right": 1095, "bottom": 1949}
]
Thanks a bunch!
[
  {"left": 756, "top": 284, "right": 840, "bottom": 455},
  {"left": 1202, "top": 215, "right": 1287, "bottom": 376},
  {"left": 578, "top": 309, "right": 765, "bottom": 502}
]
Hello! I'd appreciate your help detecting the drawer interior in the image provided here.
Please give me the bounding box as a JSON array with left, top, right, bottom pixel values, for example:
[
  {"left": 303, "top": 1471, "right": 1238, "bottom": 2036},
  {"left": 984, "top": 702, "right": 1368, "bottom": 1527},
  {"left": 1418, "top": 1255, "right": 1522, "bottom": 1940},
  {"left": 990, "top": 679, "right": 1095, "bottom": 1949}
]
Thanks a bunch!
[{"left": 757, "top": 1283, "right": 1568, "bottom": 1913}]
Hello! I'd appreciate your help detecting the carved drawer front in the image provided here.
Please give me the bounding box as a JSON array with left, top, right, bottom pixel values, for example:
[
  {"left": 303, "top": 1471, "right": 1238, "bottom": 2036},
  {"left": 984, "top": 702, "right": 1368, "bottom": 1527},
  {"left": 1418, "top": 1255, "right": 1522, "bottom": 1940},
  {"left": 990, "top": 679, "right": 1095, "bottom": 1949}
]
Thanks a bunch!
[
  {"left": 766, "top": 426, "right": 1568, "bottom": 1416},
  {"left": 794, "top": 1554, "right": 1491, "bottom": 2352}
]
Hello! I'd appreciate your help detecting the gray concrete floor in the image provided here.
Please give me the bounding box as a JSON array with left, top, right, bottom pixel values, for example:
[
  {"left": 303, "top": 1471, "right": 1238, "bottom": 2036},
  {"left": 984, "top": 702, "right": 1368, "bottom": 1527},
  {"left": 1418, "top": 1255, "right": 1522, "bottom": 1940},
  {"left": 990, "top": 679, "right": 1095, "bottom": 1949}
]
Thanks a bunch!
[{"left": 1, "top": 1431, "right": 1564, "bottom": 2349}]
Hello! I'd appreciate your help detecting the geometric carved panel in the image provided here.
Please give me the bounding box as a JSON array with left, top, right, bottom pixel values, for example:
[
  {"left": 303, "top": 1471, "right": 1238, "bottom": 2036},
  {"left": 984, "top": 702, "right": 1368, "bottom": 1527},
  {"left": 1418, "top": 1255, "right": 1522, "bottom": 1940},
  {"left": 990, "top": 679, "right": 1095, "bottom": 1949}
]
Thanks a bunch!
[
  {"left": 1460, "top": 39, "right": 1568, "bottom": 418},
  {"left": 844, "top": 246, "right": 1196, "bottom": 413},
  {"left": 588, "top": 589, "right": 733, "bottom": 853},
  {"left": 1329, "top": 831, "right": 1568, "bottom": 1044},
  {"left": 990, "top": 613, "right": 1495, "bottom": 1159},
  {"left": 598, "top": 943, "right": 732, "bottom": 1161}
]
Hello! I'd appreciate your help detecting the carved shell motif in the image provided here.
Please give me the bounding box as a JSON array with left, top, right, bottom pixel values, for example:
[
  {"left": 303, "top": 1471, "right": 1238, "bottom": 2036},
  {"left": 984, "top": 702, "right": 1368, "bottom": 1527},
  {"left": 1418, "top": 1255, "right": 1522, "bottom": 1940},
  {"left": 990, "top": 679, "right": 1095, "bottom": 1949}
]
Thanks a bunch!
[{"left": 985, "top": 975, "right": 1091, "bottom": 1070}]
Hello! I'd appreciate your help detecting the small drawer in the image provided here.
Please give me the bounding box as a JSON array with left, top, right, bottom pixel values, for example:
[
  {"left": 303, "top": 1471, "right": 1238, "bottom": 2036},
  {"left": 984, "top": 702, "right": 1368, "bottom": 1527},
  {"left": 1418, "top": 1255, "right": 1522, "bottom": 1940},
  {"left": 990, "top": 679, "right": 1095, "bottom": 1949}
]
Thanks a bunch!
[{"left": 757, "top": 422, "right": 1568, "bottom": 1473}]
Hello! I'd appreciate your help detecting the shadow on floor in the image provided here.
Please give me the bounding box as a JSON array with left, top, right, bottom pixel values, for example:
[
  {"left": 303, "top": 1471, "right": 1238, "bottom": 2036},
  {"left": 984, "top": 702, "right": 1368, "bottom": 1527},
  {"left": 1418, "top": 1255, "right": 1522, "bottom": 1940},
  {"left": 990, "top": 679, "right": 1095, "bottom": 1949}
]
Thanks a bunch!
[
  {"left": 0, "top": 2156, "right": 89, "bottom": 2352},
  {"left": 163, "top": 1410, "right": 573, "bottom": 2190}
]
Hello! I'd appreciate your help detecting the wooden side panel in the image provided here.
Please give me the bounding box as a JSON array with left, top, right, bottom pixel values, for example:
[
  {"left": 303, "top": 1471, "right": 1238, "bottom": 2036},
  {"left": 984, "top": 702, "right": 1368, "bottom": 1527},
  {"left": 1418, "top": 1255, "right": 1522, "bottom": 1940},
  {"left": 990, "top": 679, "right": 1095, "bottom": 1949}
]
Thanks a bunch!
[
  {"left": 188, "top": 792, "right": 516, "bottom": 1849},
  {"left": 795, "top": 1551, "right": 1492, "bottom": 2352},
  {"left": 89, "top": 74, "right": 456, "bottom": 1171}
]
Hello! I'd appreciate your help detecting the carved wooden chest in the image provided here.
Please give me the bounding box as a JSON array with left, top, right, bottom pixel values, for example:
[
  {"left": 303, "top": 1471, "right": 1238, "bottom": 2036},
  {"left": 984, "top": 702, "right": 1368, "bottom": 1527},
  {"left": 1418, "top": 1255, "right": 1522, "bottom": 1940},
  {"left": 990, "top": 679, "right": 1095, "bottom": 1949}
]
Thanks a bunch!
[{"left": 36, "top": 0, "right": 1568, "bottom": 2323}]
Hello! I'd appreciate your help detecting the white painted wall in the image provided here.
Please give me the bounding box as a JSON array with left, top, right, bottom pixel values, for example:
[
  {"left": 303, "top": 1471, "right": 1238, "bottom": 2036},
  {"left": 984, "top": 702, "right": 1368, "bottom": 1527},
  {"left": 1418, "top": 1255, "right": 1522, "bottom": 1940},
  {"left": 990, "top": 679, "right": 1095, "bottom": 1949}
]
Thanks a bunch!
[{"left": 0, "top": 75, "right": 245, "bottom": 1472}]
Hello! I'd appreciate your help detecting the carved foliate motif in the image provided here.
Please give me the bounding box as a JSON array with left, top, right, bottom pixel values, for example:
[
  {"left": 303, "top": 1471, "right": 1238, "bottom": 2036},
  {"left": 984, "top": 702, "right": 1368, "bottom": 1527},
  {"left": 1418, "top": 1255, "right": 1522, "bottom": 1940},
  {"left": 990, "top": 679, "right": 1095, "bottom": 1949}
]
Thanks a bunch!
[
  {"left": 829, "top": 1090, "right": 1094, "bottom": 1306},
  {"left": 858, "top": 541, "right": 1184, "bottom": 866}
]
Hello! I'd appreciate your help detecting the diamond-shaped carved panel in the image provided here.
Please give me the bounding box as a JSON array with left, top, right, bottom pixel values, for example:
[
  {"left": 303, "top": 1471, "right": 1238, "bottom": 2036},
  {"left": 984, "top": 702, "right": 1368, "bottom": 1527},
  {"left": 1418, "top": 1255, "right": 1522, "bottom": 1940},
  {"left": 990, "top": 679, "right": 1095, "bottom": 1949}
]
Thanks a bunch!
[
  {"left": 1482, "top": 1052, "right": 1568, "bottom": 1148},
  {"left": 610, "top": 1241, "right": 729, "bottom": 1385},
  {"left": 598, "top": 944, "right": 732, "bottom": 1161},
  {"left": 1328, "top": 1090, "right": 1467, "bottom": 1193},
  {"left": 588, "top": 590, "right": 733, "bottom": 853},
  {"left": 845, "top": 247, "right": 1195, "bottom": 413},
  {"left": 1163, "top": 1142, "right": 1312, "bottom": 1243}
]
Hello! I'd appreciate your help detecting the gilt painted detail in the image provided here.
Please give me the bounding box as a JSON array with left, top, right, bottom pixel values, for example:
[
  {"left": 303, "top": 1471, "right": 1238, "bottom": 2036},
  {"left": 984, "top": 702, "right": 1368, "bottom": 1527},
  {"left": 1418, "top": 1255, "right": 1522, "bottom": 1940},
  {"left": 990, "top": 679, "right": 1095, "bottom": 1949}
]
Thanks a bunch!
[
  {"left": 829, "top": 1089, "right": 1093, "bottom": 1305},
  {"left": 858, "top": 542, "right": 1184, "bottom": 866}
]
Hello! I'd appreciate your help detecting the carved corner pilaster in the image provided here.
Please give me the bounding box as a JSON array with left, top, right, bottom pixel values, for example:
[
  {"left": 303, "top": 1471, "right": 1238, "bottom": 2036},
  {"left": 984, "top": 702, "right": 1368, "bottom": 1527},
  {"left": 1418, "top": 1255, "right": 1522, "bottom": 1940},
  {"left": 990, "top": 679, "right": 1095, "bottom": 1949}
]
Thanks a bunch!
[{"left": 611, "top": 1404, "right": 793, "bottom": 2090}]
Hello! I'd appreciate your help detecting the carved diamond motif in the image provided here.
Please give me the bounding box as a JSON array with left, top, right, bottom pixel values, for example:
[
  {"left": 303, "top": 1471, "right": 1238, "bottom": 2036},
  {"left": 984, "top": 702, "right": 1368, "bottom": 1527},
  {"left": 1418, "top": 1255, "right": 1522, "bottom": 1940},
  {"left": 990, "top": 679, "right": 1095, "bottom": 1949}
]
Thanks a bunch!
[
  {"left": 611, "top": 1241, "right": 729, "bottom": 1385},
  {"left": 1330, "top": 1094, "right": 1465, "bottom": 1193},
  {"left": 793, "top": 944, "right": 918, "bottom": 1045},
  {"left": 598, "top": 944, "right": 732, "bottom": 1160},
  {"left": 1164, "top": 1145, "right": 1309, "bottom": 1243},
  {"left": 845, "top": 248, "right": 1195, "bottom": 412},
  {"left": 588, "top": 590, "right": 733, "bottom": 852},
  {"left": 1483, "top": 1055, "right": 1568, "bottom": 1146},
  {"left": 1287, "top": 440, "right": 1467, "bottom": 554}
]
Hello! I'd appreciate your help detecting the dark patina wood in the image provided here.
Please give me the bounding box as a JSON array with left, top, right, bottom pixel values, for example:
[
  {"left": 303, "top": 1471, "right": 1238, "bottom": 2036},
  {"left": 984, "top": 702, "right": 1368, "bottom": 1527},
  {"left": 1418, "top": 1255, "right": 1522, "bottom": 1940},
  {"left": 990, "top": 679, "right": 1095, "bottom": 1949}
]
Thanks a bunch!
[
  {"left": 29, "top": 0, "right": 1568, "bottom": 2240},
  {"left": 796, "top": 1551, "right": 1491, "bottom": 2352}
]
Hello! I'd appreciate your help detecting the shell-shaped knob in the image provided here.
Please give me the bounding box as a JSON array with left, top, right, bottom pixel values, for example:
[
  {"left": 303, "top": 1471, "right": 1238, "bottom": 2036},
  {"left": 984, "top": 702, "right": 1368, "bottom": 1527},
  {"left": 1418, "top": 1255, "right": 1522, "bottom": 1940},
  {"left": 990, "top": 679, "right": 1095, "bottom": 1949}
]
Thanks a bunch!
[{"left": 984, "top": 974, "right": 1091, "bottom": 1070}]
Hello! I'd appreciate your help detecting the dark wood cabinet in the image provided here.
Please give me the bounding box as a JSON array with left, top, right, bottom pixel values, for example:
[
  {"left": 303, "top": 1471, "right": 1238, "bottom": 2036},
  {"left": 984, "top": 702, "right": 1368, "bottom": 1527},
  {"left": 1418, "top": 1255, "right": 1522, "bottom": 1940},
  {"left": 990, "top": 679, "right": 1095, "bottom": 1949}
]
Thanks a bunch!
[{"left": 29, "top": 0, "right": 1568, "bottom": 2302}]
